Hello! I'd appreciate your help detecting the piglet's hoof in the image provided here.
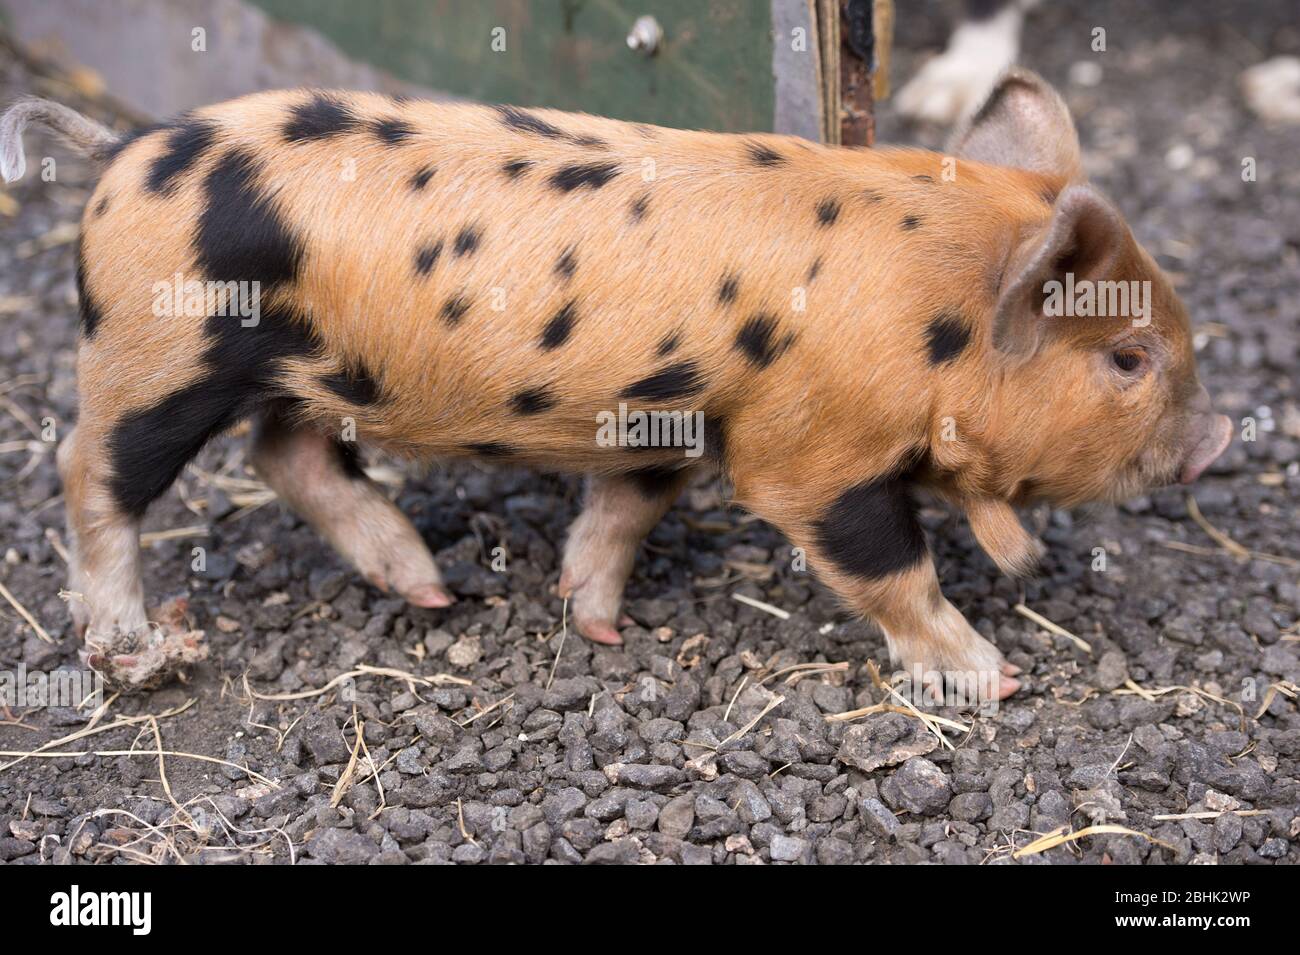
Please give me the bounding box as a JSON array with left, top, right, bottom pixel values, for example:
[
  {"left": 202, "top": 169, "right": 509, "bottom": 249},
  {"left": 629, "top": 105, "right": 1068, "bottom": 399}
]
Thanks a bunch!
[
  {"left": 83, "top": 596, "right": 208, "bottom": 692},
  {"left": 574, "top": 618, "right": 623, "bottom": 646},
  {"left": 403, "top": 583, "right": 456, "bottom": 609},
  {"left": 997, "top": 662, "right": 1022, "bottom": 700}
]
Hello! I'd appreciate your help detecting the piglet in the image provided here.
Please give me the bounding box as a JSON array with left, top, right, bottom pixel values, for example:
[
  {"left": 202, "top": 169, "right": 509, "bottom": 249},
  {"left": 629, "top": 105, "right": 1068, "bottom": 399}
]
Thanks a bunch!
[{"left": 0, "top": 71, "right": 1230, "bottom": 695}]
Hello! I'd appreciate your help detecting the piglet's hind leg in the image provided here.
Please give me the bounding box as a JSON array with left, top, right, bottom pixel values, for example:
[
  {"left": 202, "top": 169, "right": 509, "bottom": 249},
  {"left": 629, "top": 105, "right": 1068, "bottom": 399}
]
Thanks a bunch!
[
  {"left": 57, "top": 423, "right": 148, "bottom": 638},
  {"left": 57, "top": 423, "right": 207, "bottom": 689},
  {"left": 250, "top": 411, "right": 452, "bottom": 608}
]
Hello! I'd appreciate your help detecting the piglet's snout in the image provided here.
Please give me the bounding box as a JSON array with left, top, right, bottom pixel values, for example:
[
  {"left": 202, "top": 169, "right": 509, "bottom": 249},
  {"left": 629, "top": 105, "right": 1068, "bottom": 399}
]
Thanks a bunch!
[{"left": 1179, "top": 407, "right": 1232, "bottom": 485}]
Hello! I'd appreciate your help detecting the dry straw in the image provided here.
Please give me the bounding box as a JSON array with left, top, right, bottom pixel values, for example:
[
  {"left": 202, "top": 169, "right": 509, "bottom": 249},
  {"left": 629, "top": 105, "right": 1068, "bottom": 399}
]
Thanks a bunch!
[
  {"left": 1014, "top": 602, "right": 1092, "bottom": 654},
  {"left": 731, "top": 592, "right": 791, "bottom": 620},
  {"left": 243, "top": 663, "right": 469, "bottom": 702},
  {"left": 860, "top": 659, "right": 972, "bottom": 749},
  {"left": 1114, "top": 678, "right": 1246, "bottom": 731},
  {"left": 0, "top": 698, "right": 279, "bottom": 788},
  {"left": 0, "top": 579, "right": 52, "bottom": 643},
  {"left": 1012, "top": 824, "right": 1176, "bottom": 859}
]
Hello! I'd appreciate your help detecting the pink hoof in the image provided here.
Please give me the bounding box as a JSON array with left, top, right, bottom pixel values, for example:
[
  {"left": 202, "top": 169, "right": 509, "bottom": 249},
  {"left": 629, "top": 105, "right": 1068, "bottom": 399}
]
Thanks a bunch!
[
  {"left": 406, "top": 584, "right": 455, "bottom": 608},
  {"left": 576, "top": 618, "right": 623, "bottom": 646}
]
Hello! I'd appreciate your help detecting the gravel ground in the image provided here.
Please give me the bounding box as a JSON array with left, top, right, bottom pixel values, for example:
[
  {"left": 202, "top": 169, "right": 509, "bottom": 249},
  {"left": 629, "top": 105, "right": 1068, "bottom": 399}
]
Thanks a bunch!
[{"left": 1, "top": 0, "right": 1297, "bottom": 865}]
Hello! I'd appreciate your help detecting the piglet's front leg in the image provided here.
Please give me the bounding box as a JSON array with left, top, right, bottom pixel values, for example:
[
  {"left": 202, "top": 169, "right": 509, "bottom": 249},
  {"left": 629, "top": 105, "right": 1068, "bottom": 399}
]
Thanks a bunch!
[
  {"left": 766, "top": 476, "right": 1020, "bottom": 703},
  {"left": 837, "top": 562, "right": 1021, "bottom": 702},
  {"left": 560, "top": 469, "right": 690, "bottom": 645},
  {"left": 964, "top": 497, "right": 1044, "bottom": 578}
]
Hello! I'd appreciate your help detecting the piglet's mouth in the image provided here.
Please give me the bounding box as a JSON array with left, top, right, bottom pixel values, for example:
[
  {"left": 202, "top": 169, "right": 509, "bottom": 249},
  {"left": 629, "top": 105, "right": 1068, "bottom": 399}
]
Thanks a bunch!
[{"left": 1179, "top": 414, "right": 1232, "bottom": 484}]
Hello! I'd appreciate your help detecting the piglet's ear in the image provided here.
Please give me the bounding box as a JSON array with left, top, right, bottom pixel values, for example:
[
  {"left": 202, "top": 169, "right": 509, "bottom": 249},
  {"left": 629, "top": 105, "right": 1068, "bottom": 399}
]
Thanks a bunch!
[
  {"left": 949, "top": 69, "right": 1082, "bottom": 181},
  {"left": 991, "top": 184, "right": 1128, "bottom": 359}
]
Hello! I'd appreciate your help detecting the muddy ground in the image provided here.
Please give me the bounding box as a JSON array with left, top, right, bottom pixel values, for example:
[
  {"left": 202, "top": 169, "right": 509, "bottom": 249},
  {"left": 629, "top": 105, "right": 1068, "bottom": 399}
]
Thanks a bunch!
[{"left": 0, "top": 0, "right": 1297, "bottom": 865}]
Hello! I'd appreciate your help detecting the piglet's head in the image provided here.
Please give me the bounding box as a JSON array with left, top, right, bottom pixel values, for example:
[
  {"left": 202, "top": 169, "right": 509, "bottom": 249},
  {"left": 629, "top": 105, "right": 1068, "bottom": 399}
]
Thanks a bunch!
[{"left": 951, "top": 70, "right": 1231, "bottom": 507}]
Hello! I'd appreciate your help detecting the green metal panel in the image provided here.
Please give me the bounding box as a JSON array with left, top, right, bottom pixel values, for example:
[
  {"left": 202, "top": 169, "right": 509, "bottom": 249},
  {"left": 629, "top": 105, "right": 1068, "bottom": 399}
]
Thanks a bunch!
[{"left": 250, "top": 0, "right": 775, "bottom": 132}]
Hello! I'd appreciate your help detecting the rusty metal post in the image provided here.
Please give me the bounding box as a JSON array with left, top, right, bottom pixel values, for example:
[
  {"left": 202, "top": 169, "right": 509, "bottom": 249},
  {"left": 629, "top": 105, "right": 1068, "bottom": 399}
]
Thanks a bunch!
[{"left": 839, "top": 0, "right": 875, "bottom": 146}]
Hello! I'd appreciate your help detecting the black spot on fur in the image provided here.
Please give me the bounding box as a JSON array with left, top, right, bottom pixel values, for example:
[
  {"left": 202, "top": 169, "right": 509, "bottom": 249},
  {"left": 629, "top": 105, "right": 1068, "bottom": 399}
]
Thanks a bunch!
[
  {"left": 371, "top": 117, "right": 416, "bottom": 145},
  {"left": 628, "top": 466, "right": 683, "bottom": 500},
  {"left": 93, "top": 195, "right": 110, "bottom": 217},
  {"left": 734, "top": 314, "right": 796, "bottom": 368},
  {"left": 807, "top": 257, "right": 823, "bottom": 283},
  {"left": 924, "top": 311, "right": 971, "bottom": 365},
  {"left": 554, "top": 246, "right": 577, "bottom": 280},
  {"left": 620, "top": 361, "right": 706, "bottom": 402},
  {"left": 494, "top": 105, "right": 606, "bottom": 147},
  {"left": 550, "top": 162, "right": 619, "bottom": 192},
  {"left": 863, "top": 189, "right": 883, "bottom": 203},
  {"left": 901, "top": 214, "right": 922, "bottom": 230},
  {"left": 746, "top": 142, "right": 785, "bottom": 166},
  {"left": 502, "top": 158, "right": 533, "bottom": 179},
  {"left": 816, "top": 198, "right": 841, "bottom": 227},
  {"left": 814, "top": 475, "right": 927, "bottom": 581},
  {"left": 440, "top": 294, "right": 471, "bottom": 326},
  {"left": 540, "top": 301, "right": 577, "bottom": 350},
  {"left": 453, "top": 226, "right": 481, "bottom": 257},
  {"left": 495, "top": 105, "right": 567, "bottom": 139},
  {"left": 74, "top": 239, "right": 103, "bottom": 339},
  {"left": 629, "top": 194, "right": 649, "bottom": 222},
  {"left": 112, "top": 145, "right": 320, "bottom": 520},
  {"left": 97, "top": 122, "right": 173, "bottom": 165},
  {"left": 703, "top": 413, "right": 728, "bottom": 468},
  {"left": 912, "top": 174, "right": 934, "bottom": 183},
  {"left": 410, "top": 166, "right": 436, "bottom": 190},
  {"left": 466, "top": 441, "right": 517, "bottom": 457},
  {"left": 415, "top": 241, "right": 443, "bottom": 276},
  {"left": 718, "top": 274, "right": 739, "bottom": 304},
  {"left": 282, "top": 93, "right": 361, "bottom": 142},
  {"left": 656, "top": 330, "right": 682, "bottom": 357},
  {"left": 510, "top": 386, "right": 557, "bottom": 416},
  {"left": 333, "top": 439, "right": 367, "bottom": 480},
  {"left": 196, "top": 149, "right": 303, "bottom": 290},
  {"left": 108, "top": 302, "right": 321, "bottom": 518},
  {"left": 146, "top": 119, "right": 218, "bottom": 195},
  {"left": 321, "top": 362, "right": 383, "bottom": 405}
]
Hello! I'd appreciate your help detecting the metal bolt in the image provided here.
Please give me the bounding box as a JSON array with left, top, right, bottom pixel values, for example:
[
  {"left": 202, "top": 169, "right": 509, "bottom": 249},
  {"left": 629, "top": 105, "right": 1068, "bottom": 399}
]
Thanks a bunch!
[{"left": 627, "top": 15, "right": 662, "bottom": 56}]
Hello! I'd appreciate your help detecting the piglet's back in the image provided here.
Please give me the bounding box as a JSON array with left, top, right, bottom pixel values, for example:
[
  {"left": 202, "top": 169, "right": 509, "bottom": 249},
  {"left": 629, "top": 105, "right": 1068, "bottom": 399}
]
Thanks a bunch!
[{"left": 80, "top": 89, "right": 1055, "bottom": 471}]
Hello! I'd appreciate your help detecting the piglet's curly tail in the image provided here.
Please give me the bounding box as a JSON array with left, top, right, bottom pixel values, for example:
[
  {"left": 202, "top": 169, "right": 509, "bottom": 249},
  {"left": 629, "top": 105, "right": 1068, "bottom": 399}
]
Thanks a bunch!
[{"left": 0, "top": 96, "right": 119, "bottom": 183}]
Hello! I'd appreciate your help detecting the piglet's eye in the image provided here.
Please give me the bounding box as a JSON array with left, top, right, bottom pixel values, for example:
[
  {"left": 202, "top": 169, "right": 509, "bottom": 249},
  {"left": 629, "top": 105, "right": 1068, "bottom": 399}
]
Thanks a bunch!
[{"left": 1112, "top": 348, "right": 1145, "bottom": 373}]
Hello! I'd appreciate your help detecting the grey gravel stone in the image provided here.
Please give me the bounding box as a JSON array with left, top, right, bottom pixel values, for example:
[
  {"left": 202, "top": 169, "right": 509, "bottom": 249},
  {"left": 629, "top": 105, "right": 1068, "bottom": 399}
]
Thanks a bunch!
[
  {"left": 1096, "top": 650, "right": 1130, "bottom": 690},
  {"left": 542, "top": 788, "right": 588, "bottom": 825},
  {"left": 1257, "top": 838, "right": 1289, "bottom": 860},
  {"left": 0, "top": 837, "right": 36, "bottom": 861},
  {"left": 720, "top": 750, "right": 769, "bottom": 778},
  {"left": 732, "top": 780, "right": 772, "bottom": 824},
  {"left": 658, "top": 794, "right": 696, "bottom": 837},
  {"left": 836, "top": 713, "right": 939, "bottom": 773},
  {"left": 859, "top": 797, "right": 903, "bottom": 840},
  {"left": 586, "top": 838, "right": 641, "bottom": 864},
  {"left": 948, "top": 791, "right": 992, "bottom": 822},
  {"left": 882, "top": 758, "right": 953, "bottom": 815},
  {"left": 605, "top": 763, "right": 686, "bottom": 790},
  {"left": 769, "top": 833, "right": 810, "bottom": 862},
  {"left": 305, "top": 828, "right": 380, "bottom": 865}
]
